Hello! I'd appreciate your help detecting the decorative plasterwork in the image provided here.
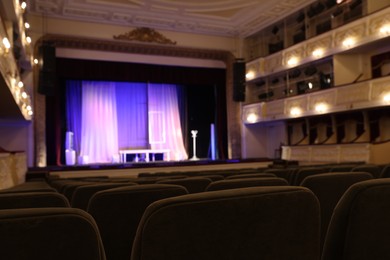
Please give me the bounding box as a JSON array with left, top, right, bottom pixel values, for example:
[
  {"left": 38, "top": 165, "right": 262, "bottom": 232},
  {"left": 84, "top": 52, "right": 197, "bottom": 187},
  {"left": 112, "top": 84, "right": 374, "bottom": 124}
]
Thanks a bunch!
[
  {"left": 113, "top": 27, "right": 177, "bottom": 45},
  {"left": 308, "top": 90, "right": 336, "bottom": 111},
  {"left": 243, "top": 75, "right": 390, "bottom": 124},
  {"left": 282, "top": 143, "right": 371, "bottom": 163},
  {"left": 28, "top": 0, "right": 315, "bottom": 37},
  {"left": 336, "top": 82, "right": 370, "bottom": 106}
]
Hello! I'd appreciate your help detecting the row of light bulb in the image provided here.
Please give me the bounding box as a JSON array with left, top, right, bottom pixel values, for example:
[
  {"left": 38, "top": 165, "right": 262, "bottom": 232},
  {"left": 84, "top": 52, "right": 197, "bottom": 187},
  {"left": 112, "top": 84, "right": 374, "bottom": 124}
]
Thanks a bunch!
[
  {"left": 11, "top": 78, "right": 33, "bottom": 117},
  {"left": 247, "top": 24, "right": 390, "bottom": 80},
  {"left": 246, "top": 93, "right": 390, "bottom": 123},
  {"left": 0, "top": 0, "right": 34, "bottom": 118}
]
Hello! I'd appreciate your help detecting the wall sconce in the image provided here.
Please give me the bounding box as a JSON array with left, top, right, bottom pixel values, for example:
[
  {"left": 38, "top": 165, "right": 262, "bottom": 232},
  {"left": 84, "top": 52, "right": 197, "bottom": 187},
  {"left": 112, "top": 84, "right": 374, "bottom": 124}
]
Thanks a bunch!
[
  {"left": 380, "top": 25, "right": 390, "bottom": 35},
  {"left": 287, "top": 57, "right": 299, "bottom": 66},
  {"left": 245, "top": 71, "right": 255, "bottom": 80},
  {"left": 315, "top": 102, "right": 329, "bottom": 113},
  {"left": 18, "top": 81, "right": 24, "bottom": 88},
  {"left": 312, "top": 48, "right": 324, "bottom": 58},
  {"left": 342, "top": 37, "right": 355, "bottom": 48},
  {"left": 24, "top": 22, "right": 30, "bottom": 29},
  {"left": 2, "top": 37, "right": 11, "bottom": 53},
  {"left": 290, "top": 107, "right": 302, "bottom": 117},
  {"left": 383, "top": 93, "right": 390, "bottom": 103},
  {"left": 246, "top": 112, "right": 259, "bottom": 123},
  {"left": 26, "top": 36, "right": 32, "bottom": 44}
]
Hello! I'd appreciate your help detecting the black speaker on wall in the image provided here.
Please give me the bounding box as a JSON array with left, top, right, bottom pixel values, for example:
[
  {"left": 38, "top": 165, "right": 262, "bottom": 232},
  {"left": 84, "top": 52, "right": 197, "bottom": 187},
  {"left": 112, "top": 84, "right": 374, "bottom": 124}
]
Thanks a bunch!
[
  {"left": 38, "top": 42, "right": 57, "bottom": 96},
  {"left": 233, "top": 59, "right": 246, "bottom": 102}
]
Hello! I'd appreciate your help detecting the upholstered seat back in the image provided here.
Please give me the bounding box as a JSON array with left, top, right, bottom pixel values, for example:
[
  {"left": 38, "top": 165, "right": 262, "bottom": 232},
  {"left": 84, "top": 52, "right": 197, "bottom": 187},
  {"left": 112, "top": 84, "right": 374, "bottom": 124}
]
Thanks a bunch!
[
  {"left": 88, "top": 184, "right": 188, "bottom": 260},
  {"left": 131, "top": 186, "right": 320, "bottom": 260},
  {"left": 0, "top": 191, "right": 70, "bottom": 209},
  {"left": 322, "top": 178, "right": 390, "bottom": 260},
  {"left": 0, "top": 208, "right": 106, "bottom": 260},
  {"left": 205, "top": 177, "right": 288, "bottom": 191},
  {"left": 301, "top": 172, "right": 373, "bottom": 253}
]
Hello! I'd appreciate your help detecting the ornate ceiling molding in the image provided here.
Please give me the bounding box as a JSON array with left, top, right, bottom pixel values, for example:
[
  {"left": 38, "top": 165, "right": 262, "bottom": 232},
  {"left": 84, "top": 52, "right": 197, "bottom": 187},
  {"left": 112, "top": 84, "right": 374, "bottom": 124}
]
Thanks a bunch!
[
  {"left": 113, "top": 27, "right": 177, "bottom": 45},
  {"left": 35, "top": 34, "right": 233, "bottom": 62}
]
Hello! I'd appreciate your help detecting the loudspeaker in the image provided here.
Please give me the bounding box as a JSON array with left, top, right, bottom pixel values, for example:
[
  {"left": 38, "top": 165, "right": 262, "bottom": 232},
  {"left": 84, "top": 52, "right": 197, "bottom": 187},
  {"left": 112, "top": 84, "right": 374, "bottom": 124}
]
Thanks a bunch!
[
  {"left": 38, "top": 43, "right": 56, "bottom": 95},
  {"left": 233, "top": 60, "right": 246, "bottom": 102}
]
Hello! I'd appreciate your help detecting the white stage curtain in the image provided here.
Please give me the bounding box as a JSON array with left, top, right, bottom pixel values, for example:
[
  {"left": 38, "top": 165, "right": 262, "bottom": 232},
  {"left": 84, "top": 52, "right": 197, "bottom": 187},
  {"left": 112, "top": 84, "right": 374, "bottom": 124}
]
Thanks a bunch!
[
  {"left": 148, "top": 83, "right": 188, "bottom": 160},
  {"left": 80, "top": 81, "right": 119, "bottom": 163}
]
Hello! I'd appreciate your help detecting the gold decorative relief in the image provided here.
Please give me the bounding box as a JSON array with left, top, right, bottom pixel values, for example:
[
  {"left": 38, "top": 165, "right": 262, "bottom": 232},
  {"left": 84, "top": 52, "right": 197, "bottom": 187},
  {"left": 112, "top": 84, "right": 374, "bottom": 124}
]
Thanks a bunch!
[{"left": 113, "top": 27, "right": 177, "bottom": 45}]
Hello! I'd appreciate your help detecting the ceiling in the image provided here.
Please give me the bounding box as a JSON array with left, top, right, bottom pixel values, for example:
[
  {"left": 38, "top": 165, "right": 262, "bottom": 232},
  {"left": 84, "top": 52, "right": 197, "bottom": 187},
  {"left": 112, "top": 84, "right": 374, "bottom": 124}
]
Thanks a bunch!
[{"left": 27, "top": 0, "right": 316, "bottom": 37}]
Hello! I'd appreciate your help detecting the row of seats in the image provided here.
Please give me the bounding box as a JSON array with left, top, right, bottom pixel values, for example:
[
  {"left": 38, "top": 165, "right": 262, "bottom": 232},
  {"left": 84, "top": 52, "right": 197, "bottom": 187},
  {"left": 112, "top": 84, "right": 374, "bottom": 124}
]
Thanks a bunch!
[{"left": 0, "top": 163, "right": 390, "bottom": 259}]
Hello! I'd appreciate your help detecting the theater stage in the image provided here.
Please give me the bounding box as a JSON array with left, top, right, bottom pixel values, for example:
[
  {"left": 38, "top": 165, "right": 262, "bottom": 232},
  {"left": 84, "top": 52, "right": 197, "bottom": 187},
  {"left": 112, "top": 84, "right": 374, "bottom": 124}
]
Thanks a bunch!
[{"left": 30, "top": 158, "right": 273, "bottom": 179}]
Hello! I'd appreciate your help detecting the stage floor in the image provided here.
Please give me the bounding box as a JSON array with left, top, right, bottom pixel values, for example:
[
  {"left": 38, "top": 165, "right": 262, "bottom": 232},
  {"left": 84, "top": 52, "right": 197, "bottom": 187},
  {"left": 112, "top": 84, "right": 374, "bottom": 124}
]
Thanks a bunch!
[{"left": 29, "top": 158, "right": 273, "bottom": 179}]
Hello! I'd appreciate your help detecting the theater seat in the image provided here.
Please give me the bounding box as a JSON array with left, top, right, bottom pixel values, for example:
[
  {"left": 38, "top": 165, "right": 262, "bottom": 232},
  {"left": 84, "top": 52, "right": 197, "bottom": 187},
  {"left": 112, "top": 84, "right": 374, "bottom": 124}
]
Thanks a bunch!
[
  {"left": 131, "top": 186, "right": 320, "bottom": 260},
  {"left": 225, "top": 172, "right": 276, "bottom": 179},
  {"left": 205, "top": 177, "right": 288, "bottom": 191},
  {"left": 0, "top": 191, "right": 70, "bottom": 209},
  {"left": 0, "top": 207, "right": 106, "bottom": 260},
  {"left": 156, "top": 177, "right": 212, "bottom": 193},
  {"left": 300, "top": 172, "right": 373, "bottom": 253},
  {"left": 87, "top": 184, "right": 188, "bottom": 260},
  {"left": 322, "top": 178, "right": 390, "bottom": 260},
  {"left": 71, "top": 182, "right": 138, "bottom": 210},
  {"left": 0, "top": 181, "right": 56, "bottom": 193},
  {"left": 351, "top": 164, "right": 382, "bottom": 178},
  {"left": 292, "top": 167, "right": 329, "bottom": 185}
]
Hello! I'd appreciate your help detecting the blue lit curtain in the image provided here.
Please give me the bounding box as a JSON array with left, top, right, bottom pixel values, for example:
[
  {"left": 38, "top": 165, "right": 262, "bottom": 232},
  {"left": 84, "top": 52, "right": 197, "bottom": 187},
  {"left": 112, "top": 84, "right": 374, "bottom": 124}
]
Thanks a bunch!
[
  {"left": 65, "top": 80, "right": 82, "bottom": 153},
  {"left": 66, "top": 80, "right": 186, "bottom": 164},
  {"left": 115, "top": 82, "right": 148, "bottom": 149}
]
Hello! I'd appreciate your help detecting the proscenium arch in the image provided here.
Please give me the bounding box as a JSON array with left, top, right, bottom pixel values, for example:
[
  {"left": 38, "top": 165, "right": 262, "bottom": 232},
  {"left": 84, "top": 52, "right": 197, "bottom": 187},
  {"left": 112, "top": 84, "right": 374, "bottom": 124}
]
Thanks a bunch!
[{"left": 33, "top": 34, "right": 242, "bottom": 166}]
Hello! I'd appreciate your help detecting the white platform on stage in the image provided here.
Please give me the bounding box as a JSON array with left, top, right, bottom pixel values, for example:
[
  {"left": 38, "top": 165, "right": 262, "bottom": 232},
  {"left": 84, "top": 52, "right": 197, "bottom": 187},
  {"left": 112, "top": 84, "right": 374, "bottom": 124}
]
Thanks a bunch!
[{"left": 119, "top": 149, "right": 170, "bottom": 163}]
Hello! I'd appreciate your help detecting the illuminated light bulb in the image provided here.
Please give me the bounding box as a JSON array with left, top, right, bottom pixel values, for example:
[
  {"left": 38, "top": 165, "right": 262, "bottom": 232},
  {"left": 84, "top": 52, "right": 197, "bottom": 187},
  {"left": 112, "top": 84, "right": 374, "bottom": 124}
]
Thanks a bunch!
[
  {"left": 26, "top": 105, "right": 32, "bottom": 111},
  {"left": 342, "top": 38, "right": 355, "bottom": 48},
  {"left": 26, "top": 36, "right": 31, "bottom": 44},
  {"left": 21, "top": 1, "right": 27, "bottom": 10},
  {"left": 312, "top": 48, "right": 324, "bottom": 58},
  {"left": 384, "top": 93, "right": 390, "bottom": 103},
  {"left": 33, "top": 58, "right": 39, "bottom": 64},
  {"left": 308, "top": 82, "right": 313, "bottom": 89},
  {"left": 287, "top": 57, "right": 299, "bottom": 66},
  {"left": 290, "top": 107, "right": 302, "bottom": 117},
  {"left": 28, "top": 110, "right": 33, "bottom": 116},
  {"left": 11, "top": 78, "right": 16, "bottom": 86},
  {"left": 24, "top": 22, "right": 30, "bottom": 29},
  {"left": 21, "top": 92, "right": 28, "bottom": 99},
  {"left": 380, "top": 25, "right": 390, "bottom": 35},
  {"left": 337, "top": 0, "right": 344, "bottom": 3},
  {"left": 315, "top": 102, "right": 328, "bottom": 113},
  {"left": 2, "top": 37, "right": 11, "bottom": 49},
  {"left": 246, "top": 113, "right": 258, "bottom": 123},
  {"left": 245, "top": 71, "right": 255, "bottom": 80},
  {"left": 18, "top": 81, "right": 24, "bottom": 88}
]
